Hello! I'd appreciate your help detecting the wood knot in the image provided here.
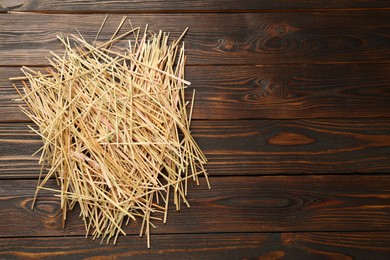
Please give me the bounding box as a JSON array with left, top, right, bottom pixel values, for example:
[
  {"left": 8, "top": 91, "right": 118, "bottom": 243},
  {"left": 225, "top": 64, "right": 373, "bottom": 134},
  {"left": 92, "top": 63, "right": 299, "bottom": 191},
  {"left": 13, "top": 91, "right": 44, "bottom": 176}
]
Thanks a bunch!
[
  {"left": 32, "top": 200, "right": 60, "bottom": 217},
  {"left": 264, "top": 36, "right": 287, "bottom": 50},
  {"left": 266, "top": 23, "right": 300, "bottom": 35},
  {"left": 259, "top": 78, "right": 290, "bottom": 99},
  {"left": 215, "top": 38, "right": 236, "bottom": 52},
  {"left": 269, "top": 24, "right": 286, "bottom": 35},
  {"left": 257, "top": 23, "right": 301, "bottom": 51},
  {"left": 244, "top": 77, "right": 295, "bottom": 103},
  {"left": 268, "top": 132, "right": 314, "bottom": 146},
  {"left": 275, "top": 25, "right": 286, "bottom": 34}
]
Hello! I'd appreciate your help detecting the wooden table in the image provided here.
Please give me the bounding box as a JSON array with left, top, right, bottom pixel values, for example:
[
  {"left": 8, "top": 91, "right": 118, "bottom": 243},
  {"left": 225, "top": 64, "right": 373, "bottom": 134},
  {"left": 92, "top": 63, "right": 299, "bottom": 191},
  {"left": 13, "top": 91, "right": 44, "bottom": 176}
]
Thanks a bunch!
[{"left": 1, "top": 1, "right": 389, "bottom": 259}]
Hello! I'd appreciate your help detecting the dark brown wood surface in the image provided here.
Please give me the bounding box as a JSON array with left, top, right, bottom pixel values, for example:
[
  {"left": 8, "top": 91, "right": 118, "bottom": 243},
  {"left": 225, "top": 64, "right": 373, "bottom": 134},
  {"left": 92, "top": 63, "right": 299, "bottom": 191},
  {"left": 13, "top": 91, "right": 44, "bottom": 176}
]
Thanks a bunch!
[
  {"left": 1, "top": 176, "right": 389, "bottom": 237},
  {"left": 1, "top": 119, "right": 390, "bottom": 179},
  {"left": 0, "top": 1, "right": 389, "bottom": 259},
  {"left": 1, "top": 232, "right": 389, "bottom": 260},
  {"left": 3, "top": 64, "right": 390, "bottom": 121},
  {"left": 1, "top": 0, "right": 389, "bottom": 12},
  {"left": 0, "top": 12, "right": 389, "bottom": 66}
]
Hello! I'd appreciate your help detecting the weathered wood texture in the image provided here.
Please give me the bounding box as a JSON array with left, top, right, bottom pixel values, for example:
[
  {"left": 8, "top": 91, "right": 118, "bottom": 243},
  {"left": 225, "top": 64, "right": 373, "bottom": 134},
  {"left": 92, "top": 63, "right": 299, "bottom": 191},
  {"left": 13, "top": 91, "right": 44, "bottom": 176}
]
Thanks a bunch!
[
  {"left": 1, "top": 176, "right": 389, "bottom": 237},
  {"left": 1, "top": 119, "right": 389, "bottom": 178},
  {"left": 1, "top": 0, "right": 389, "bottom": 12},
  {"left": 3, "top": 64, "right": 390, "bottom": 122},
  {"left": 1, "top": 2, "right": 389, "bottom": 258},
  {"left": 0, "top": 12, "right": 389, "bottom": 66},
  {"left": 1, "top": 232, "right": 389, "bottom": 260}
]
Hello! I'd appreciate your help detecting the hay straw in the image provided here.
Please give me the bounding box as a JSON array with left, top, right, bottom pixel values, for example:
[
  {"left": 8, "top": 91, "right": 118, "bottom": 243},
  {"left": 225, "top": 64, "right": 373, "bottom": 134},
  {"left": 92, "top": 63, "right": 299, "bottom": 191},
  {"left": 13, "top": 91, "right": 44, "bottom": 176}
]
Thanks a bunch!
[{"left": 11, "top": 16, "right": 209, "bottom": 247}]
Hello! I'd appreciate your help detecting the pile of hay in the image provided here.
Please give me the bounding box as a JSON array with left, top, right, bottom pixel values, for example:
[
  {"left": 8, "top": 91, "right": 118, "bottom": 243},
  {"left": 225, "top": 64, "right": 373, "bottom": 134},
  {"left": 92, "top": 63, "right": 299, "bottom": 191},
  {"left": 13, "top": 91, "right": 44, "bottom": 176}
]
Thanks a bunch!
[{"left": 11, "top": 16, "right": 209, "bottom": 247}]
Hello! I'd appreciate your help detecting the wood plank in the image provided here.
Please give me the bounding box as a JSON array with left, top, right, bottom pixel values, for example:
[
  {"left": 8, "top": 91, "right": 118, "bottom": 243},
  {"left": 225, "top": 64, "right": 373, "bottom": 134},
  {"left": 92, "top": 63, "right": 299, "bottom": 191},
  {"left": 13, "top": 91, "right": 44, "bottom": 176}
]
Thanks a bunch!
[
  {"left": 0, "top": 123, "right": 42, "bottom": 177},
  {"left": 1, "top": 232, "right": 389, "bottom": 259},
  {"left": 3, "top": 64, "right": 390, "bottom": 122},
  {"left": 1, "top": 119, "right": 389, "bottom": 178},
  {"left": 0, "top": 175, "right": 389, "bottom": 237},
  {"left": 0, "top": 12, "right": 389, "bottom": 66},
  {"left": 1, "top": 66, "right": 36, "bottom": 122},
  {"left": 190, "top": 64, "right": 390, "bottom": 119},
  {"left": 1, "top": 0, "right": 389, "bottom": 12}
]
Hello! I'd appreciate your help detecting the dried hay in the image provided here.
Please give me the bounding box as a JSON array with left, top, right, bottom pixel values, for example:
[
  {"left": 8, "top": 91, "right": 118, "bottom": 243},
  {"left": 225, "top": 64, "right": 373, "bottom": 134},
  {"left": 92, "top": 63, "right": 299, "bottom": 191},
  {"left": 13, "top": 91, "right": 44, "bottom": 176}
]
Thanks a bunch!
[{"left": 11, "top": 15, "right": 209, "bottom": 247}]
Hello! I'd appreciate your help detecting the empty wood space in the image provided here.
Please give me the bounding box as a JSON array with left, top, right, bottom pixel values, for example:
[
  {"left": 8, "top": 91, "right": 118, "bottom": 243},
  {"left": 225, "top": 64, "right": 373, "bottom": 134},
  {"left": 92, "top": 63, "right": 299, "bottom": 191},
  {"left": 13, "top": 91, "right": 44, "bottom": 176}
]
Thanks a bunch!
[{"left": 0, "top": 1, "right": 389, "bottom": 259}]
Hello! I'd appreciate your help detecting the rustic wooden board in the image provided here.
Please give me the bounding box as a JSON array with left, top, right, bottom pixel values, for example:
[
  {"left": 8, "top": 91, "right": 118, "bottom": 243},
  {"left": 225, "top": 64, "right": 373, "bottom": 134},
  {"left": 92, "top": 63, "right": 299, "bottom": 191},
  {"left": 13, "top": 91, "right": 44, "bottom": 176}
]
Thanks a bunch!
[
  {"left": 0, "top": 12, "right": 389, "bottom": 66},
  {"left": 189, "top": 64, "right": 390, "bottom": 119},
  {"left": 1, "top": 119, "right": 389, "bottom": 178},
  {"left": 1, "top": 0, "right": 389, "bottom": 12},
  {"left": 1, "top": 232, "right": 389, "bottom": 259},
  {"left": 0, "top": 175, "right": 389, "bottom": 237},
  {"left": 3, "top": 64, "right": 390, "bottom": 122},
  {"left": 1, "top": 4, "right": 389, "bottom": 258}
]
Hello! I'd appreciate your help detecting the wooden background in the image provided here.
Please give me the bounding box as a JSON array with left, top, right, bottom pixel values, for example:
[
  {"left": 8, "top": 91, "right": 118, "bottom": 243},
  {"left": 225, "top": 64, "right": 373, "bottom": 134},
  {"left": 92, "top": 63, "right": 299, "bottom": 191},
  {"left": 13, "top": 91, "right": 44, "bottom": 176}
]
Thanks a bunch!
[{"left": 1, "top": 1, "right": 390, "bottom": 259}]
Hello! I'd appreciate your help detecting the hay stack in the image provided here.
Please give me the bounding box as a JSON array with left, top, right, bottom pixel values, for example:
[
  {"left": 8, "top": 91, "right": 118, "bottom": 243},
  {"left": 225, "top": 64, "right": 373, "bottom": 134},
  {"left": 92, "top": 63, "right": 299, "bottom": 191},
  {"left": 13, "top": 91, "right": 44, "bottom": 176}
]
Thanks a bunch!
[{"left": 11, "top": 16, "right": 209, "bottom": 247}]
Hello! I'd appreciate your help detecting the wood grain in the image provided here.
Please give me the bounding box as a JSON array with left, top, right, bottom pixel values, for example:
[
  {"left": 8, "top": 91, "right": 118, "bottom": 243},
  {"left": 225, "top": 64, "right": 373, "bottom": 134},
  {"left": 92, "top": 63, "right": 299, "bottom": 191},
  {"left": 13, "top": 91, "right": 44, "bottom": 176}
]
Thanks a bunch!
[
  {"left": 0, "top": 66, "right": 27, "bottom": 122},
  {"left": 0, "top": 123, "right": 42, "bottom": 178},
  {"left": 1, "top": 119, "right": 389, "bottom": 178},
  {"left": 0, "top": 175, "right": 389, "bottom": 238},
  {"left": 0, "top": 12, "right": 389, "bottom": 66},
  {"left": 4, "top": 64, "right": 390, "bottom": 122},
  {"left": 0, "top": 2, "right": 389, "bottom": 259},
  {"left": 1, "top": 0, "right": 389, "bottom": 12},
  {"left": 1, "top": 232, "right": 389, "bottom": 259},
  {"left": 187, "top": 64, "right": 390, "bottom": 119}
]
